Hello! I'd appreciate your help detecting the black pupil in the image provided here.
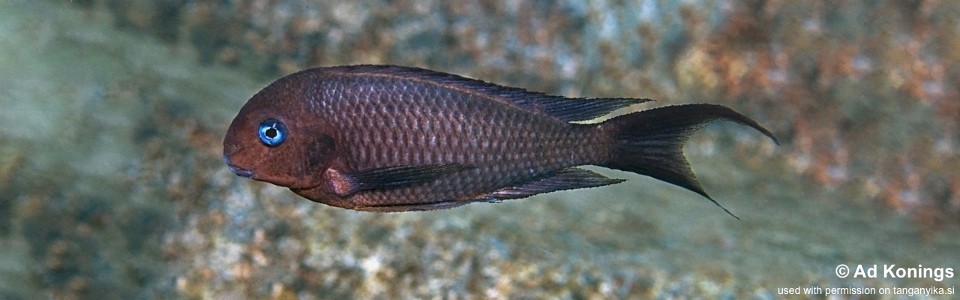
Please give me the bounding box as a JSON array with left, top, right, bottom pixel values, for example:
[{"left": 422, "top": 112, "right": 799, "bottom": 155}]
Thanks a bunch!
[{"left": 265, "top": 127, "right": 278, "bottom": 139}]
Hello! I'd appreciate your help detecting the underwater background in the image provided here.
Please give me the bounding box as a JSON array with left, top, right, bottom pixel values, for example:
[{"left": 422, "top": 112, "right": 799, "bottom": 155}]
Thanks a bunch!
[{"left": 0, "top": 0, "right": 958, "bottom": 298}]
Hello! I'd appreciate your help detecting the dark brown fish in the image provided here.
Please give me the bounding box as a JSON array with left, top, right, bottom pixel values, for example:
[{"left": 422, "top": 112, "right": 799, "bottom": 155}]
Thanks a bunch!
[{"left": 223, "top": 65, "right": 777, "bottom": 217}]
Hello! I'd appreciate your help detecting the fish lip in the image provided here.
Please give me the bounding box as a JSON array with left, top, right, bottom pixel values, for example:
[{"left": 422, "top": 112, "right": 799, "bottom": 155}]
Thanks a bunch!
[
  {"left": 223, "top": 155, "right": 255, "bottom": 178},
  {"left": 229, "top": 165, "right": 255, "bottom": 178}
]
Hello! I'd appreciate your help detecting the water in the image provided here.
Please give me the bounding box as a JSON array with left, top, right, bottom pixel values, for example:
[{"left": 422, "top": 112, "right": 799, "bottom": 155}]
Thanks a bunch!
[{"left": 1, "top": 1, "right": 958, "bottom": 299}]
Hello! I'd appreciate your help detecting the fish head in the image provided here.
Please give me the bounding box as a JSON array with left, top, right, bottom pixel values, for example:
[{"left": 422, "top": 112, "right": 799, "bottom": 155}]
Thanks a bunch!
[{"left": 222, "top": 75, "right": 336, "bottom": 189}]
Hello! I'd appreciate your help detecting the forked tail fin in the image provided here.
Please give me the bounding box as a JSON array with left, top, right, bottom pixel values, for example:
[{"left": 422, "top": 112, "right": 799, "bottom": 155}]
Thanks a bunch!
[{"left": 601, "top": 104, "right": 778, "bottom": 219}]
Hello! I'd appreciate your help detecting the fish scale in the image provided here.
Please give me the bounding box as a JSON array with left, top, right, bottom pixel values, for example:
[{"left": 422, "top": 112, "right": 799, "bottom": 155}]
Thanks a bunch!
[{"left": 323, "top": 77, "right": 595, "bottom": 205}]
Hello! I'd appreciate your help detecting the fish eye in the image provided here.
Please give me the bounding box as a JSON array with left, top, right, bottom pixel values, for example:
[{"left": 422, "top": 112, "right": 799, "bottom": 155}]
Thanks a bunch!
[{"left": 258, "top": 119, "right": 287, "bottom": 147}]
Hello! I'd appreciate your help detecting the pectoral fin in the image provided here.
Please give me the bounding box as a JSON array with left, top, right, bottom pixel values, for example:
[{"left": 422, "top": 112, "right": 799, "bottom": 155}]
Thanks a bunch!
[
  {"left": 490, "top": 167, "right": 625, "bottom": 199},
  {"left": 323, "top": 163, "right": 475, "bottom": 197}
]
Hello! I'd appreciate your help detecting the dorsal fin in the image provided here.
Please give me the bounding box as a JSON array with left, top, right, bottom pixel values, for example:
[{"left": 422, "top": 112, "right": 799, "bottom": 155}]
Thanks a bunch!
[{"left": 320, "top": 65, "right": 650, "bottom": 122}]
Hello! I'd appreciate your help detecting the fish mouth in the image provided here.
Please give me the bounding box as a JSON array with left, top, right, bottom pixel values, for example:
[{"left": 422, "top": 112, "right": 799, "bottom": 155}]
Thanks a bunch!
[
  {"left": 229, "top": 165, "right": 255, "bottom": 178},
  {"left": 223, "top": 155, "right": 255, "bottom": 178}
]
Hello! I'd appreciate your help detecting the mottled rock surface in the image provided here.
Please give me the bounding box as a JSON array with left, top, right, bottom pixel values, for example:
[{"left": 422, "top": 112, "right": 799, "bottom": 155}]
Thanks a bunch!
[{"left": 92, "top": 0, "right": 960, "bottom": 224}]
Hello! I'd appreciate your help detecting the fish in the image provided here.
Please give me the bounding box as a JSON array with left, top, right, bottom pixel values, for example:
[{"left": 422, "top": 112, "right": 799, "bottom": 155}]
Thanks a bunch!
[{"left": 222, "top": 65, "right": 778, "bottom": 218}]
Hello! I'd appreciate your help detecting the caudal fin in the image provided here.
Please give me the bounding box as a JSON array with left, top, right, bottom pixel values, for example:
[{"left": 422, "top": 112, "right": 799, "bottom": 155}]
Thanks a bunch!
[{"left": 601, "top": 104, "right": 778, "bottom": 219}]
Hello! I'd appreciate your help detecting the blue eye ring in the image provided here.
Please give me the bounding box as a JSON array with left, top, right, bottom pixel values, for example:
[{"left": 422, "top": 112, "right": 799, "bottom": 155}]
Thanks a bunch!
[{"left": 258, "top": 119, "right": 287, "bottom": 147}]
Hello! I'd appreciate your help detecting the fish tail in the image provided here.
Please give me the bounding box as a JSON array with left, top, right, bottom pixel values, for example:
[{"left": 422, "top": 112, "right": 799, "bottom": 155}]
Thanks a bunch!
[{"left": 599, "top": 104, "right": 778, "bottom": 219}]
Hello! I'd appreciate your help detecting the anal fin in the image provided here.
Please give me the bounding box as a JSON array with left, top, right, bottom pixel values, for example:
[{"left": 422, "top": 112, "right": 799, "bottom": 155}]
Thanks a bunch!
[{"left": 490, "top": 167, "right": 625, "bottom": 199}]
